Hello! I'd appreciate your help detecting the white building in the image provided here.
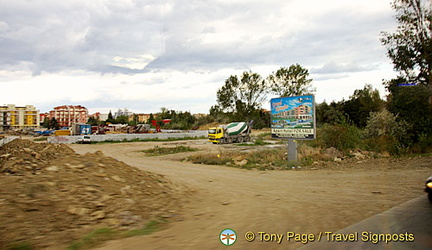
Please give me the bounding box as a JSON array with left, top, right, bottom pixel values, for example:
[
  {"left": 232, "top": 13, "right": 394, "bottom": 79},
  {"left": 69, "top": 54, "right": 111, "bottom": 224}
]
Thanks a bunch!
[{"left": 114, "top": 108, "right": 133, "bottom": 119}]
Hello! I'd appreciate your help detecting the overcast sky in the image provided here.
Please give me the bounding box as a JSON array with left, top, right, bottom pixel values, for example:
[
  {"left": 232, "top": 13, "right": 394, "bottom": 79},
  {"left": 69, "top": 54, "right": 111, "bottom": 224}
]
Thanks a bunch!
[{"left": 1, "top": 0, "right": 398, "bottom": 114}]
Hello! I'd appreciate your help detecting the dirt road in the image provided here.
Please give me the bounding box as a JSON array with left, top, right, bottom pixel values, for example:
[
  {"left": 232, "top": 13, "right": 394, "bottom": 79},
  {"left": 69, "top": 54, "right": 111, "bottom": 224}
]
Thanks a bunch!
[{"left": 70, "top": 140, "right": 432, "bottom": 249}]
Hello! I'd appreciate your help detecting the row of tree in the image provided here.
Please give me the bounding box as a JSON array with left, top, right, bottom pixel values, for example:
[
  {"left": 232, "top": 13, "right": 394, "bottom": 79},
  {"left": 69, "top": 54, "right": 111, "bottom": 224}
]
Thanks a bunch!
[{"left": 211, "top": 64, "right": 314, "bottom": 128}]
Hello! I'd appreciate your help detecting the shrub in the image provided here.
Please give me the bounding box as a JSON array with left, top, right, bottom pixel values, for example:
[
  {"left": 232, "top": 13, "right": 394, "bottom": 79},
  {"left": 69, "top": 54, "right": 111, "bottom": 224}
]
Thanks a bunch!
[
  {"left": 315, "top": 123, "right": 361, "bottom": 151},
  {"left": 412, "top": 133, "right": 432, "bottom": 154},
  {"left": 363, "top": 109, "right": 412, "bottom": 155}
]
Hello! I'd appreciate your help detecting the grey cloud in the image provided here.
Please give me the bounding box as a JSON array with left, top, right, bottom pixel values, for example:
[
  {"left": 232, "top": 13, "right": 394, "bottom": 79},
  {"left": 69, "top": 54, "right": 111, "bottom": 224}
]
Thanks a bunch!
[
  {"left": 312, "top": 62, "right": 378, "bottom": 75},
  {"left": 0, "top": 0, "right": 395, "bottom": 77},
  {"left": 0, "top": 1, "right": 164, "bottom": 74}
]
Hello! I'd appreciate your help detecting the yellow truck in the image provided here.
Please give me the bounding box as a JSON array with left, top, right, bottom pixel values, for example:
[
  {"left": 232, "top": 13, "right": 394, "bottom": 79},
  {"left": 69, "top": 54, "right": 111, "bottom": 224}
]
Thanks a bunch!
[{"left": 208, "top": 121, "right": 252, "bottom": 144}]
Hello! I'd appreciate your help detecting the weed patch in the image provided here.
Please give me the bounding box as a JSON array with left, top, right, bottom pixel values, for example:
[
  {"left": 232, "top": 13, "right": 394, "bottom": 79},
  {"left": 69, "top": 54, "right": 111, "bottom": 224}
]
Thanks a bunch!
[
  {"left": 6, "top": 242, "right": 33, "bottom": 250},
  {"left": 67, "top": 220, "right": 167, "bottom": 250},
  {"left": 33, "top": 137, "right": 47, "bottom": 142},
  {"left": 123, "top": 219, "right": 166, "bottom": 237},
  {"left": 188, "top": 149, "right": 295, "bottom": 170},
  {"left": 141, "top": 146, "right": 198, "bottom": 156},
  {"left": 67, "top": 228, "right": 117, "bottom": 250}
]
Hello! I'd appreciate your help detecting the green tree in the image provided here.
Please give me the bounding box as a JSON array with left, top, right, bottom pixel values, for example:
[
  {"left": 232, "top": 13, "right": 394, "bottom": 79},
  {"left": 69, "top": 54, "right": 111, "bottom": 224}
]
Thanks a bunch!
[
  {"left": 48, "top": 118, "right": 60, "bottom": 130},
  {"left": 127, "top": 114, "right": 139, "bottom": 126},
  {"left": 115, "top": 115, "right": 130, "bottom": 124},
  {"left": 87, "top": 116, "right": 100, "bottom": 126},
  {"left": 148, "top": 113, "right": 155, "bottom": 124},
  {"left": 316, "top": 101, "right": 346, "bottom": 125},
  {"left": 342, "top": 84, "right": 385, "bottom": 127},
  {"left": 268, "top": 64, "right": 314, "bottom": 97},
  {"left": 106, "top": 111, "right": 115, "bottom": 123},
  {"left": 216, "top": 71, "right": 267, "bottom": 120},
  {"left": 363, "top": 109, "right": 412, "bottom": 154},
  {"left": 381, "top": 0, "right": 432, "bottom": 85},
  {"left": 42, "top": 117, "right": 50, "bottom": 128},
  {"left": 386, "top": 77, "right": 432, "bottom": 142},
  {"left": 167, "top": 111, "right": 196, "bottom": 130}
]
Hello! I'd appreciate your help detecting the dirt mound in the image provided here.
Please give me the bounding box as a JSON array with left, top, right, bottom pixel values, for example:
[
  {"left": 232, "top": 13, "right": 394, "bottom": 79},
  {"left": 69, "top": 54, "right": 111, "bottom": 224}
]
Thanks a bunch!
[
  {"left": 0, "top": 140, "right": 187, "bottom": 249},
  {"left": 0, "top": 139, "right": 75, "bottom": 175},
  {"left": 197, "top": 122, "right": 219, "bottom": 130}
]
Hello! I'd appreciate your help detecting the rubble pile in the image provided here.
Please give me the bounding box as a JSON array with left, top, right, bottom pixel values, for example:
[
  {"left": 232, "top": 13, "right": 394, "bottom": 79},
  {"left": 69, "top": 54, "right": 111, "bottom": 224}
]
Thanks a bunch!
[
  {"left": 0, "top": 140, "right": 186, "bottom": 249},
  {"left": 0, "top": 139, "right": 75, "bottom": 175}
]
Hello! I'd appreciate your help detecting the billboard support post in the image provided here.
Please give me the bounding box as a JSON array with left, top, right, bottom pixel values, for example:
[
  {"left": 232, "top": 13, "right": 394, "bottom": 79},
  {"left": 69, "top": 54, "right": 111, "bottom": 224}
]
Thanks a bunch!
[{"left": 287, "top": 139, "right": 298, "bottom": 165}]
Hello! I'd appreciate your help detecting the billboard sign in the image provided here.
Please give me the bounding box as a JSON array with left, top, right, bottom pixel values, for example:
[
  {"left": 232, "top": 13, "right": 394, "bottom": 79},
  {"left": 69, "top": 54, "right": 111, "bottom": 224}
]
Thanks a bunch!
[{"left": 270, "top": 95, "right": 316, "bottom": 140}]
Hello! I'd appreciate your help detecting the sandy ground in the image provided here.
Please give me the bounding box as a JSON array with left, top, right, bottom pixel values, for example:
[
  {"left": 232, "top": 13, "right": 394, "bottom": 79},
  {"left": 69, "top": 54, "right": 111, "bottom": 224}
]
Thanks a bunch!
[{"left": 67, "top": 139, "right": 432, "bottom": 249}]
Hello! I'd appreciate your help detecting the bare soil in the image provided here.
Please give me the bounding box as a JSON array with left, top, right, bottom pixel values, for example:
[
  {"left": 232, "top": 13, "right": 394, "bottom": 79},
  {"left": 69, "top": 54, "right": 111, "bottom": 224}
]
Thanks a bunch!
[
  {"left": 0, "top": 140, "right": 189, "bottom": 249},
  {"left": 71, "top": 140, "right": 431, "bottom": 250},
  {"left": 1, "top": 138, "right": 431, "bottom": 249}
]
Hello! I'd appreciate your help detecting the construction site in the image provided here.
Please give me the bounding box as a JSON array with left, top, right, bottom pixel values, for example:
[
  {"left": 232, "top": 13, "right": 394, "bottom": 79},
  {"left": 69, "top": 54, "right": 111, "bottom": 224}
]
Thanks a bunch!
[{"left": 0, "top": 130, "right": 431, "bottom": 249}]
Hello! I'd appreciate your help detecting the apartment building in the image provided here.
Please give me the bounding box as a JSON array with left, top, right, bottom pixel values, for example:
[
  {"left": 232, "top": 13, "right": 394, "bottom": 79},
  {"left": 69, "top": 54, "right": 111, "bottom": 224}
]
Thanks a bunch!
[
  {"left": 114, "top": 108, "right": 133, "bottom": 119},
  {"left": 131, "top": 113, "right": 151, "bottom": 123},
  {"left": 0, "top": 104, "right": 40, "bottom": 131},
  {"left": 49, "top": 105, "right": 88, "bottom": 127}
]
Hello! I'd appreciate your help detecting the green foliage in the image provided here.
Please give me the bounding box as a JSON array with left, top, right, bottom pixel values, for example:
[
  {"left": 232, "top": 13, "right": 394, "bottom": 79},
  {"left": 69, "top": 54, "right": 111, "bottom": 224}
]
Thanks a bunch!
[
  {"left": 6, "top": 242, "right": 33, "bottom": 250},
  {"left": 47, "top": 117, "right": 60, "bottom": 130},
  {"left": 316, "top": 101, "right": 347, "bottom": 125},
  {"left": 214, "top": 70, "right": 270, "bottom": 127},
  {"left": 153, "top": 108, "right": 197, "bottom": 130},
  {"left": 188, "top": 153, "right": 233, "bottom": 166},
  {"left": 315, "top": 123, "right": 361, "bottom": 151},
  {"left": 115, "top": 115, "right": 130, "bottom": 124},
  {"left": 381, "top": 0, "right": 432, "bottom": 152},
  {"left": 380, "top": 0, "right": 432, "bottom": 84},
  {"left": 316, "top": 85, "right": 385, "bottom": 128},
  {"left": 208, "top": 105, "right": 230, "bottom": 123},
  {"left": 67, "top": 220, "right": 166, "bottom": 250},
  {"left": 123, "top": 220, "right": 165, "bottom": 237},
  {"left": 236, "top": 132, "right": 274, "bottom": 146},
  {"left": 188, "top": 149, "right": 289, "bottom": 170},
  {"left": 217, "top": 71, "right": 267, "bottom": 120},
  {"left": 244, "top": 150, "right": 288, "bottom": 169},
  {"left": 131, "top": 114, "right": 139, "bottom": 126},
  {"left": 87, "top": 116, "right": 101, "bottom": 126},
  {"left": 386, "top": 78, "right": 432, "bottom": 143},
  {"left": 141, "top": 146, "right": 198, "bottom": 156},
  {"left": 33, "top": 137, "right": 47, "bottom": 142},
  {"left": 362, "top": 109, "right": 412, "bottom": 154},
  {"left": 148, "top": 113, "right": 155, "bottom": 124},
  {"left": 193, "top": 114, "right": 215, "bottom": 128},
  {"left": 67, "top": 228, "right": 116, "bottom": 250},
  {"left": 316, "top": 86, "right": 383, "bottom": 127},
  {"left": 363, "top": 136, "right": 404, "bottom": 155},
  {"left": 363, "top": 109, "right": 409, "bottom": 139},
  {"left": 213, "top": 64, "right": 315, "bottom": 127},
  {"left": 342, "top": 84, "right": 385, "bottom": 127},
  {"left": 268, "top": 64, "right": 314, "bottom": 97},
  {"left": 106, "top": 111, "right": 114, "bottom": 123},
  {"left": 413, "top": 133, "right": 432, "bottom": 153},
  {"left": 42, "top": 117, "right": 49, "bottom": 128}
]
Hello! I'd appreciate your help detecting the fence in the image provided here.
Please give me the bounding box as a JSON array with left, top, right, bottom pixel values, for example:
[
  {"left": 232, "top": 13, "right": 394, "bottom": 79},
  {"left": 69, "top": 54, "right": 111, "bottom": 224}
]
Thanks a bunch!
[
  {"left": 0, "top": 136, "right": 20, "bottom": 146},
  {"left": 47, "top": 130, "right": 208, "bottom": 144}
]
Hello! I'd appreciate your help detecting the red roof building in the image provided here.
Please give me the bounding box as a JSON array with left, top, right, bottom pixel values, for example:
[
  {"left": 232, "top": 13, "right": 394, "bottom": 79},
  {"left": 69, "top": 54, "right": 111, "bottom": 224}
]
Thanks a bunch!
[{"left": 49, "top": 105, "right": 88, "bottom": 127}]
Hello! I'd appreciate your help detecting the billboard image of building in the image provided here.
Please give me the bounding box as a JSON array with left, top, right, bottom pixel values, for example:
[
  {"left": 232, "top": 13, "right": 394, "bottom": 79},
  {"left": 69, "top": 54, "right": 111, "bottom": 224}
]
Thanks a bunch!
[{"left": 270, "top": 95, "right": 316, "bottom": 140}]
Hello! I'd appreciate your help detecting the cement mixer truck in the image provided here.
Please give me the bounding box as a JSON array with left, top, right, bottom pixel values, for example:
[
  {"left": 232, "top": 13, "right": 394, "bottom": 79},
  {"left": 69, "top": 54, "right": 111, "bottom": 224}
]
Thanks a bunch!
[{"left": 208, "top": 121, "right": 253, "bottom": 144}]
